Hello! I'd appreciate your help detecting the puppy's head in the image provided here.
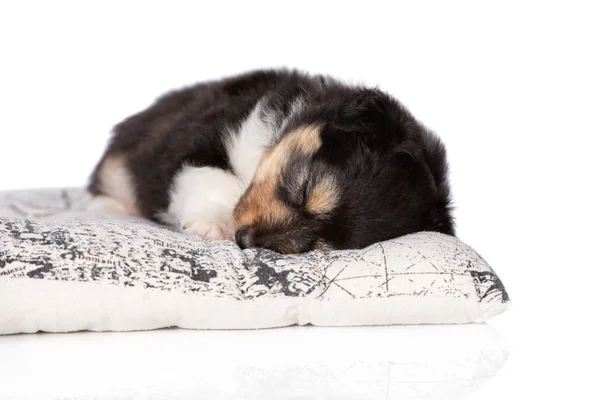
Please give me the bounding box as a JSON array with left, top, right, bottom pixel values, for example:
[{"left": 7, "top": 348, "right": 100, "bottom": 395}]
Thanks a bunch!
[
  {"left": 232, "top": 124, "right": 336, "bottom": 253},
  {"left": 233, "top": 89, "right": 455, "bottom": 254}
]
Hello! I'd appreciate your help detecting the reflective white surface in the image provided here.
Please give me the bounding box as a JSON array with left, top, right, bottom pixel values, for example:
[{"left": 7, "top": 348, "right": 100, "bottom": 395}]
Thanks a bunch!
[
  {"left": 2, "top": 302, "right": 597, "bottom": 398},
  {"left": 0, "top": 324, "right": 508, "bottom": 399}
]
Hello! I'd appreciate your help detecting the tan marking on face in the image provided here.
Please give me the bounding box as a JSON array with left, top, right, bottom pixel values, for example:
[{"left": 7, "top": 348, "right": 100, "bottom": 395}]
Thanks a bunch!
[
  {"left": 306, "top": 175, "right": 340, "bottom": 214},
  {"left": 254, "top": 125, "right": 322, "bottom": 182},
  {"left": 234, "top": 181, "right": 292, "bottom": 228},
  {"left": 234, "top": 125, "right": 322, "bottom": 229}
]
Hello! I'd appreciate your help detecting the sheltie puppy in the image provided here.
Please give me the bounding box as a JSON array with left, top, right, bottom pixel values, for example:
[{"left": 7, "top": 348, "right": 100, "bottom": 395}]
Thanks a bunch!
[{"left": 88, "top": 69, "right": 454, "bottom": 254}]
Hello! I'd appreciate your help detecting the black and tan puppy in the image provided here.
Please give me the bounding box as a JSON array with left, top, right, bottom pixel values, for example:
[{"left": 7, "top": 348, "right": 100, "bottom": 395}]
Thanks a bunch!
[{"left": 88, "top": 69, "right": 454, "bottom": 254}]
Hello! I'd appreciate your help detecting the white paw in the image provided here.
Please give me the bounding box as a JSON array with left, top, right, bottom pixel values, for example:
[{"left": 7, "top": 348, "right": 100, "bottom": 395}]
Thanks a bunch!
[
  {"left": 161, "top": 165, "right": 243, "bottom": 242},
  {"left": 182, "top": 218, "right": 235, "bottom": 241}
]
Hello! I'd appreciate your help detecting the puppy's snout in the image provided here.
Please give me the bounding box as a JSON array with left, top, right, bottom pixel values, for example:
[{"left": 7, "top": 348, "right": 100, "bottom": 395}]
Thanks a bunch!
[{"left": 235, "top": 227, "right": 251, "bottom": 249}]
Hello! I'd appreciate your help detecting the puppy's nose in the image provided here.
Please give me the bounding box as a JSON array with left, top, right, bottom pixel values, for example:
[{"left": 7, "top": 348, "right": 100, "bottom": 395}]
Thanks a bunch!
[{"left": 235, "top": 227, "right": 251, "bottom": 249}]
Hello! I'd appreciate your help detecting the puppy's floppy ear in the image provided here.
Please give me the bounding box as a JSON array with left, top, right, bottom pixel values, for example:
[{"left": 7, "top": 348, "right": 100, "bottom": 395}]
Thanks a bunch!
[
  {"left": 341, "top": 89, "right": 394, "bottom": 128},
  {"left": 338, "top": 89, "right": 402, "bottom": 145}
]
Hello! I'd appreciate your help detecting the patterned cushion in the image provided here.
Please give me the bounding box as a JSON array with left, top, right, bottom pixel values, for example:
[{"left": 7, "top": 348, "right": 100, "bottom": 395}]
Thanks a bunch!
[{"left": 0, "top": 189, "right": 510, "bottom": 334}]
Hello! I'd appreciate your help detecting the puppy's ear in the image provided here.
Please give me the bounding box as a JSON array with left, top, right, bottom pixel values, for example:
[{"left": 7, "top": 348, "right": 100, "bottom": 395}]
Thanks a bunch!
[
  {"left": 341, "top": 89, "right": 394, "bottom": 129},
  {"left": 338, "top": 89, "right": 403, "bottom": 147}
]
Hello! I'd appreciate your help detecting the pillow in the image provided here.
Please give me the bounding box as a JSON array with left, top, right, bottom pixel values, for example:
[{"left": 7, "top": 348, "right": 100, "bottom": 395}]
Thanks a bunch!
[{"left": 0, "top": 189, "right": 510, "bottom": 335}]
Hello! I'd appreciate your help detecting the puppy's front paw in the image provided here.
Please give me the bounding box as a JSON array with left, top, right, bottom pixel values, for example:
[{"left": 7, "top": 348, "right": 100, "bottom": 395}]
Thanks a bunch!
[{"left": 182, "top": 219, "right": 235, "bottom": 241}]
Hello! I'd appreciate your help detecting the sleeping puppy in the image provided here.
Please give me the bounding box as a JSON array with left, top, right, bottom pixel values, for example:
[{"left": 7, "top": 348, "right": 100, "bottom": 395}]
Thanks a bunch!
[{"left": 88, "top": 69, "right": 454, "bottom": 254}]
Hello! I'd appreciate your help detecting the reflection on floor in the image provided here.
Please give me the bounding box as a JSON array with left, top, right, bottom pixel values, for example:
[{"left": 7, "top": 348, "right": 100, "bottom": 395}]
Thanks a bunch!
[{"left": 0, "top": 323, "right": 509, "bottom": 399}]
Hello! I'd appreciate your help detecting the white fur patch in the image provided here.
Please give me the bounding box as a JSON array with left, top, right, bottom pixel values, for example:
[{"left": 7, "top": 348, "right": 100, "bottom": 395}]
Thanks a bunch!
[
  {"left": 160, "top": 166, "right": 244, "bottom": 241},
  {"left": 225, "top": 102, "right": 277, "bottom": 184},
  {"left": 274, "top": 97, "right": 306, "bottom": 136}
]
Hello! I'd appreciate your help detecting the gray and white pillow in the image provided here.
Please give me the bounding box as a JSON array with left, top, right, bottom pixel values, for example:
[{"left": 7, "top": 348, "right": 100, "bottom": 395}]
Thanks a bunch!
[{"left": 0, "top": 189, "right": 510, "bottom": 335}]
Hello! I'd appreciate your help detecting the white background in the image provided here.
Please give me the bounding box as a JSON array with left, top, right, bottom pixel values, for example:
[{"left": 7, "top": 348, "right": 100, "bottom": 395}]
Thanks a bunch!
[{"left": 1, "top": 1, "right": 599, "bottom": 398}]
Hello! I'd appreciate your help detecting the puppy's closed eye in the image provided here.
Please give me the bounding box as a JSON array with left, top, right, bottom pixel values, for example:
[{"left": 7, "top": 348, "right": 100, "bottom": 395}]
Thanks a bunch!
[
  {"left": 280, "top": 163, "right": 310, "bottom": 209},
  {"left": 288, "top": 183, "right": 309, "bottom": 209}
]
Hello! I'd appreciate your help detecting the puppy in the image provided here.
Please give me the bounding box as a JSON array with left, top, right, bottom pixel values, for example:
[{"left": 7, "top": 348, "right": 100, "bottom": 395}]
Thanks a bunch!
[{"left": 88, "top": 69, "right": 454, "bottom": 254}]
